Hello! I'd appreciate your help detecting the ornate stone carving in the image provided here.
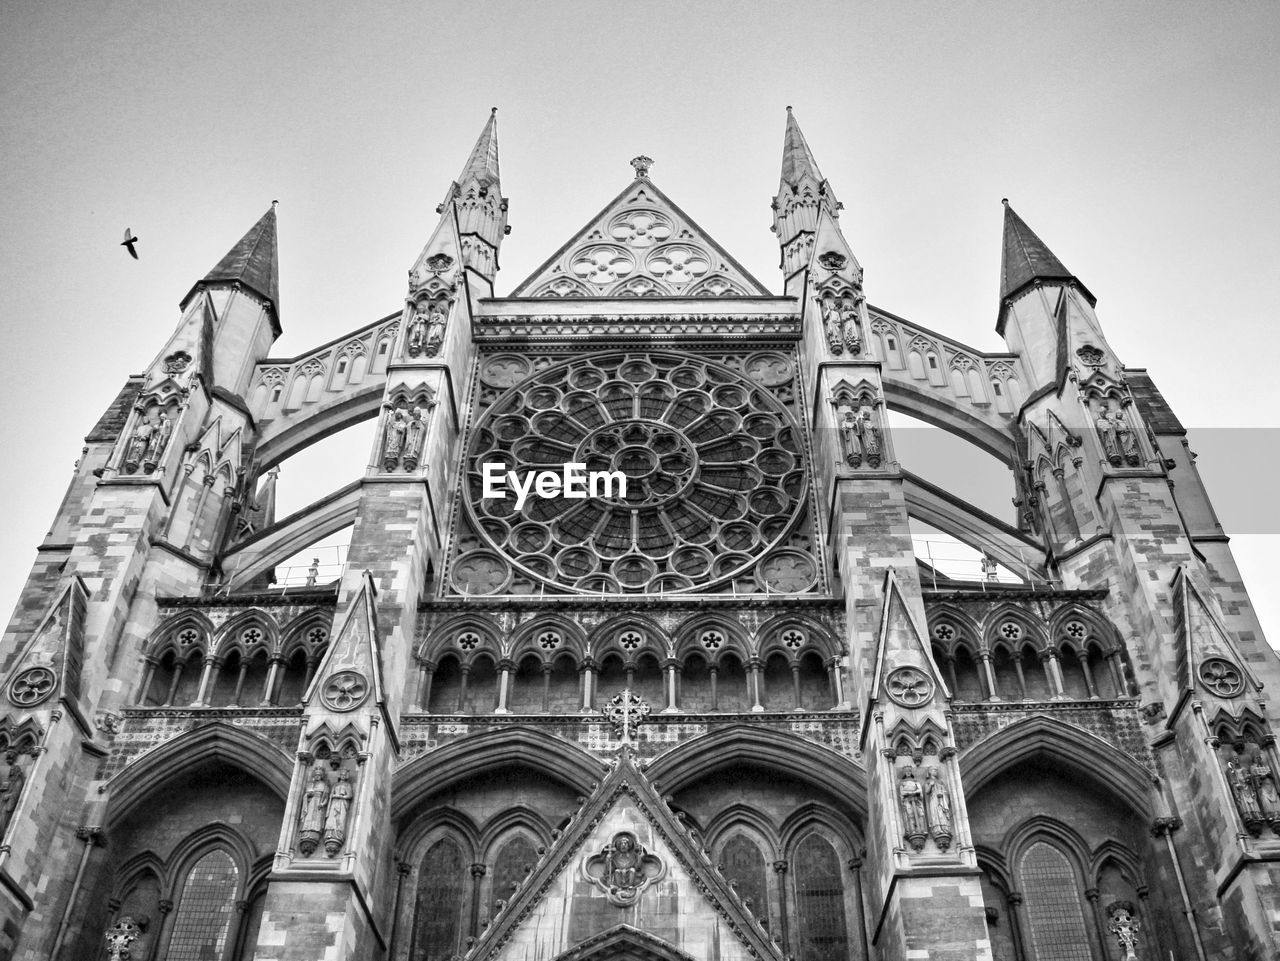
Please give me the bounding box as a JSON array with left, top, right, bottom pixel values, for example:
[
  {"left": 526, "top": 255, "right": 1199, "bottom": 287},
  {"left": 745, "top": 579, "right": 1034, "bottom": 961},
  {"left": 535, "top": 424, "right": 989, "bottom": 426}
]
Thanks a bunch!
[
  {"left": 840, "top": 301, "right": 863, "bottom": 354},
  {"left": 630, "top": 156, "right": 654, "bottom": 179},
  {"left": 838, "top": 403, "right": 882, "bottom": 468},
  {"left": 1076, "top": 345, "right": 1105, "bottom": 367},
  {"left": 297, "top": 763, "right": 330, "bottom": 856},
  {"left": 8, "top": 666, "right": 55, "bottom": 707},
  {"left": 104, "top": 915, "right": 148, "bottom": 961},
  {"left": 406, "top": 298, "right": 449, "bottom": 358},
  {"left": 1095, "top": 401, "right": 1140, "bottom": 466},
  {"left": 583, "top": 830, "right": 664, "bottom": 905},
  {"left": 758, "top": 551, "right": 817, "bottom": 593},
  {"left": 321, "top": 670, "right": 369, "bottom": 712},
  {"left": 324, "top": 768, "right": 354, "bottom": 855},
  {"left": 379, "top": 395, "right": 433, "bottom": 473},
  {"left": 122, "top": 402, "right": 175, "bottom": 475},
  {"left": 898, "top": 768, "right": 927, "bottom": 851},
  {"left": 1106, "top": 901, "right": 1141, "bottom": 960},
  {"left": 0, "top": 752, "right": 25, "bottom": 837},
  {"left": 1249, "top": 751, "right": 1280, "bottom": 823},
  {"left": 925, "top": 766, "right": 954, "bottom": 851},
  {"left": 820, "top": 298, "right": 843, "bottom": 354},
  {"left": 885, "top": 667, "right": 934, "bottom": 707},
  {"left": 817, "top": 251, "right": 847, "bottom": 271},
  {"left": 163, "top": 350, "right": 192, "bottom": 373},
  {"left": 425, "top": 253, "right": 455, "bottom": 272},
  {"left": 603, "top": 690, "right": 651, "bottom": 742},
  {"left": 1198, "top": 657, "right": 1244, "bottom": 697},
  {"left": 1227, "top": 756, "right": 1265, "bottom": 835}
]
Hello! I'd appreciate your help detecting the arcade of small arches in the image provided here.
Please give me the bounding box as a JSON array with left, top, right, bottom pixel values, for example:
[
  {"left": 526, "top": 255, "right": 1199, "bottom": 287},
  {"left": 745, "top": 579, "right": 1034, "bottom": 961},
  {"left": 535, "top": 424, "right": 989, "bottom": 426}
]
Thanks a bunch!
[
  {"left": 927, "top": 605, "right": 1136, "bottom": 703},
  {"left": 414, "top": 616, "right": 844, "bottom": 715},
  {"left": 136, "top": 610, "right": 332, "bottom": 708}
]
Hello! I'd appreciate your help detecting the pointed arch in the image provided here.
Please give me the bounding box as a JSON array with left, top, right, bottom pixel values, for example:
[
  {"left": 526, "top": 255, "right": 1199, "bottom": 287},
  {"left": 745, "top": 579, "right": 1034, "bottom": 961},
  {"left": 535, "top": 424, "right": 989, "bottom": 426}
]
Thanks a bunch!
[
  {"left": 960, "top": 715, "right": 1155, "bottom": 815},
  {"left": 648, "top": 725, "right": 867, "bottom": 818},
  {"left": 392, "top": 728, "right": 605, "bottom": 820},
  {"left": 104, "top": 722, "right": 292, "bottom": 829}
]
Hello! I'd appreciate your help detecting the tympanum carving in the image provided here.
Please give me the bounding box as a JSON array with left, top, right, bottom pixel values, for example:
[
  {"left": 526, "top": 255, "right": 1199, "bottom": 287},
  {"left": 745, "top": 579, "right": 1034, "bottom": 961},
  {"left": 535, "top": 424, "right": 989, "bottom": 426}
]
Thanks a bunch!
[{"left": 582, "top": 831, "right": 664, "bottom": 905}]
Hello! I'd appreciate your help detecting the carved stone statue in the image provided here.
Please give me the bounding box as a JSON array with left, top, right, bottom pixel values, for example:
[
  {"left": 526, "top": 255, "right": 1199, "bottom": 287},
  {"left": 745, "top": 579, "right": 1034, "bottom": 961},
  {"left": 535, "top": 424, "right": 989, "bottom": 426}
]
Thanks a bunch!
[
  {"left": 0, "top": 751, "right": 25, "bottom": 837},
  {"left": 144, "top": 411, "right": 172, "bottom": 471},
  {"left": 104, "top": 915, "right": 148, "bottom": 961},
  {"left": 1228, "top": 756, "right": 1264, "bottom": 834},
  {"left": 324, "top": 768, "right": 354, "bottom": 856},
  {"left": 1095, "top": 402, "right": 1121, "bottom": 465},
  {"left": 925, "top": 767, "right": 954, "bottom": 851},
  {"left": 406, "top": 308, "right": 428, "bottom": 357},
  {"left": 382, "top": 407, "right": 409, "bottom": 471},
  {"left": 1250, "top": 752, "right": 1280, "bottom": 821},
  {"left": 841, "top": 403, "right": 883, "bottom": 469},
  {"left": 403, "top": 406, "right": 427, "bottom": 471},
  {"left": 840, "top": 299, "right": 862, "bottom": 354},
  {"left": 123, "top": 418, "right": 155, "bottom": 474},
  {"left": 298, "top": 763, "right": 330, "bottom": 856},
  {"left": 423, "top": 302, "right": 448, "bottom": 356},
  {"left": 820, "top": 299, "right": 843, "bottom": 354},
  {"left": 899, "top": 767, "right": 927, "bottom": 851},
  {"left": 1110, "top": 407, "right": 1140, "bottom": 465}
]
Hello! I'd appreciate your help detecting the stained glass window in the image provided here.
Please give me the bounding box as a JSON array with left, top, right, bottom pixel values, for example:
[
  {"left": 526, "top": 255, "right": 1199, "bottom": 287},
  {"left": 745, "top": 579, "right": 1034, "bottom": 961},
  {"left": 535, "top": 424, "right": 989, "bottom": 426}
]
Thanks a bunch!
[
  {"left": 412, "top": 838, "right": 466, "bottom": 961},
  {"left": 720, "top": 834, "right": 768, "bottom": 919},
  {"left": 794, "top": 835, "right": 848, "bottom": 961},
  {"left": 1019, "top": 841, "right": 1092, "bottom": 961},
  {"left": 489, "top": 836, "right": 539, "bottom": 917},
  {"left": 166, "top": 849, "right": 239, "bottom": 961}
]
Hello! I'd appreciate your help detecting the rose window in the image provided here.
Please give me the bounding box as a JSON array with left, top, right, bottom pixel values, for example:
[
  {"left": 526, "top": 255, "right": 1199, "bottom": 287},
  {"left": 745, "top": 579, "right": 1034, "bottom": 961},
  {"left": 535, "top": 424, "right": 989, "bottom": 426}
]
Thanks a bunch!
[
  {"left": 933, "top": 624, "right": 955, "bottom": 642},
  {"left": 999, "top": 622, "right": 1022, "bottom": 640},
  {"left": 1065, "top": 621, "right": 1087, "bottom": 640},
  {"left": 619, "top": 631, "right": 643, "bottom": 652},
  {"left": 462, "top": 352, "right": 808, "bottom": 595},
  {"left": 570, "top": 245, "right": 635, "bottom": 286},
  {"left": 308, "top": 628, "right": 329, "bottom": 646},
  {"left": 647, "top": 245, "right": 711, "bottom": 286},
  {"left": 782, "top": 629, "right": 805, "bottom": 650},
  {"left": 177, "top": 628, "right": 199, "bottom": 647},
  {"left": 700, "top": 630, "right": 724, "bottom": 651},
  {"left": 456, "top": 632, "right": 481, "bottom": 652},
  {"left": 537, "top": 631, "right": 561, "bottom": 651},
  {"left": 609, "top": 210, "right": 673, "bottom": 248}
]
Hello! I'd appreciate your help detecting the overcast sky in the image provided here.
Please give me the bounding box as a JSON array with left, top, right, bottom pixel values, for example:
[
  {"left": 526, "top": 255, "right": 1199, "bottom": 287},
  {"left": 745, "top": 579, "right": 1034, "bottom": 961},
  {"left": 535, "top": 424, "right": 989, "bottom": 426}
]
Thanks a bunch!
[{"left": 2, "top": 2, "right": 1278, "bottom": 639}]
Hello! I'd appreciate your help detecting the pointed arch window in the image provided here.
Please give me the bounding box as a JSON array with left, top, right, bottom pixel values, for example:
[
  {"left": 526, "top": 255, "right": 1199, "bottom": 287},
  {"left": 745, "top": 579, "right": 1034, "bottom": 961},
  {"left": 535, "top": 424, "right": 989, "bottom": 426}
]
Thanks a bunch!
[
  {"left": 489, "top": 835, "right": 539, "bottom": 917},
  {"left": 719, "top": 833, "right": 768, "bottom": 920},
  {"left": 1018, "top": 841, "right": 1091, "bottom": 960},
  {"left": 166, "top": 849, "right": 240, "bottom": 960},
  {"left": 794, "top": 834, "right": 849, "bottom": 961},
  {"left": 412, "top": 838, "right": 467, "bottom": 961}
]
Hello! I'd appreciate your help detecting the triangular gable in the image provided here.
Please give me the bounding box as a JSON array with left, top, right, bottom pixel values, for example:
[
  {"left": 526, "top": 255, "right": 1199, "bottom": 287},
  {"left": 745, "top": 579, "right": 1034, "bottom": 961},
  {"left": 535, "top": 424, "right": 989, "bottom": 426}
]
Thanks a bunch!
[
  {"left": 511, "top": 178, "right": 771, "bottom": 298},
  {"left": 470, "top": 750, "right": 783, "bottom": 961},
  {"left": 3, "top": 578, "right": 90, "bottom": 732},
  {"left": 864, "top": 570, "right": 950, "bottom": 748},
  {"left": 303, "top": 572, "right": 396, "bottom": 746},
  {"left": 1172, "top": 565, "right": 1261, "bottom": 698}
]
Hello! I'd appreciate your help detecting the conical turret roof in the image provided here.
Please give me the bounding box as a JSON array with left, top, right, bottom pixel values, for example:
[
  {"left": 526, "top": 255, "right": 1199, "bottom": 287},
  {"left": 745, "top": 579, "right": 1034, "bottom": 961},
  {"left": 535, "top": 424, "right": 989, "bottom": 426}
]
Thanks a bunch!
[
  {"left": 779, "top": 105, "right": 826, "bottom": 188},
  {"left": 182, "top": 204, "right": 281, "bottom": 325},
  {"left": 458, "top": 107, "right": 500, "bottom": 191}
]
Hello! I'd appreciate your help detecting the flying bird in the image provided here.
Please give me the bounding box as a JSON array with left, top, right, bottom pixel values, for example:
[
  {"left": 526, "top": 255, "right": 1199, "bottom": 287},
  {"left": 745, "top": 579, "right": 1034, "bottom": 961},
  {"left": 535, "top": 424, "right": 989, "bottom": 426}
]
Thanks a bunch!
[{"left": 121, "top": 228, "right": 139, "bottom": 259}]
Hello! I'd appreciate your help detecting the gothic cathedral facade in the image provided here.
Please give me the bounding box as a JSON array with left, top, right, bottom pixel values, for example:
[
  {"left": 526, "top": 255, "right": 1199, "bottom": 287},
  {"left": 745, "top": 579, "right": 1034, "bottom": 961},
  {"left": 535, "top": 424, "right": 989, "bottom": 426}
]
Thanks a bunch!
[{"left": 0, "top": 110, "right": 1276, "bottom": 961}]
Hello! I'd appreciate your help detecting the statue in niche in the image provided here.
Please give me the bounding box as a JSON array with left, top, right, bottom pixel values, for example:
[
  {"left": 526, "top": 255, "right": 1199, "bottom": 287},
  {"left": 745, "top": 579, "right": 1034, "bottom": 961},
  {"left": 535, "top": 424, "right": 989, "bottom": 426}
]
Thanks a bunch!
[
  {"left": 0, "top": 751, "right": 25, "bottom": 836},
  {"left": 123, "top": 416, "right": 155, "bottom": 474},
  {"left": 1249, "top": 751, "right": 1280, "bottom": 822},
  {"left": 925, "top": 767, "right": 954, "bottom": 851},
  {"left": 297, "top": 763, "right": 331, "bottom": 856},
  {"left": 406, "top": 307, "right": 428, "bottom": 357},
  {"left": 381, "top": 407, "right": 409, "bottom": 471},
  {"left": 840, "top": 298, "right": 863, "bottom": 354},
  {"left": 402, "top": 406, "right": 427, "bottom": 471},
  {"left": 423, "top": 301, "right": 448, "bottom": 356},
  {"left": 104, "top": 915, "right": 149, "bottom": 961},
  {"left": 143, "top": 411, "right": 172, "bottom": 472},
  {"left": 899, "top": 767, "right": 927, "bottom": 851},
  {"left": 1110, "top": 407, "right": 1140, "bottom": 465},
  {"left": 324, "top": 768, "right": 354, "bottom": 856},
  {"left": 839, "top": 401, "right": 882, "bottom": 468},
  {"left": 1227, "top": 756, "right": 1264, "bottom": 834},
  {"left": 820, "top": 299, "right": 843, "bottom": 354}
]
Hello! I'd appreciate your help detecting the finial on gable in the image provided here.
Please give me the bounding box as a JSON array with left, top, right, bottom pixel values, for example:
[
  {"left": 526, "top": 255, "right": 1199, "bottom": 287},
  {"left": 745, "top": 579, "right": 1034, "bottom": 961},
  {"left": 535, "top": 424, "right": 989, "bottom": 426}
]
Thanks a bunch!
[{"left": 630, "top": 155, "right": 654, "bottom": 180}]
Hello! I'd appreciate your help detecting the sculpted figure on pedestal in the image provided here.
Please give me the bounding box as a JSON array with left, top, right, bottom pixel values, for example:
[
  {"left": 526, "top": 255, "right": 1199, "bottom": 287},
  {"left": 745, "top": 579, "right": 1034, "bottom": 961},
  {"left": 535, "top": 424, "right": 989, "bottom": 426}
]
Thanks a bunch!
[
  {"left": 298, "top": 763, "right": 330, "bottom": 856},
  {"left": 324, "top": 768, "right": 354, "bottom": 855},
  {"left": 899, "top": 767, "right": 927, "bottom": 851}
]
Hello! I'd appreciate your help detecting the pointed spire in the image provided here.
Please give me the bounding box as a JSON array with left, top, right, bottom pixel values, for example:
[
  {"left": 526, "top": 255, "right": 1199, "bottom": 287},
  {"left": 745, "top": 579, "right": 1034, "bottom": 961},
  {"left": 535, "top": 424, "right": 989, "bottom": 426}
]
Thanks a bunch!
[
  {"left": 780, "top": 105, "right": 826, "bottom": 188},
  {"left": 458, "top": 107, "right": 500, "bottom": 192},
  {"left": 182, "top": 204, "right": 280, "bottom": 326},
  {"left": 999, "top": 200, "right": 1093, "bottom": 306}
]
